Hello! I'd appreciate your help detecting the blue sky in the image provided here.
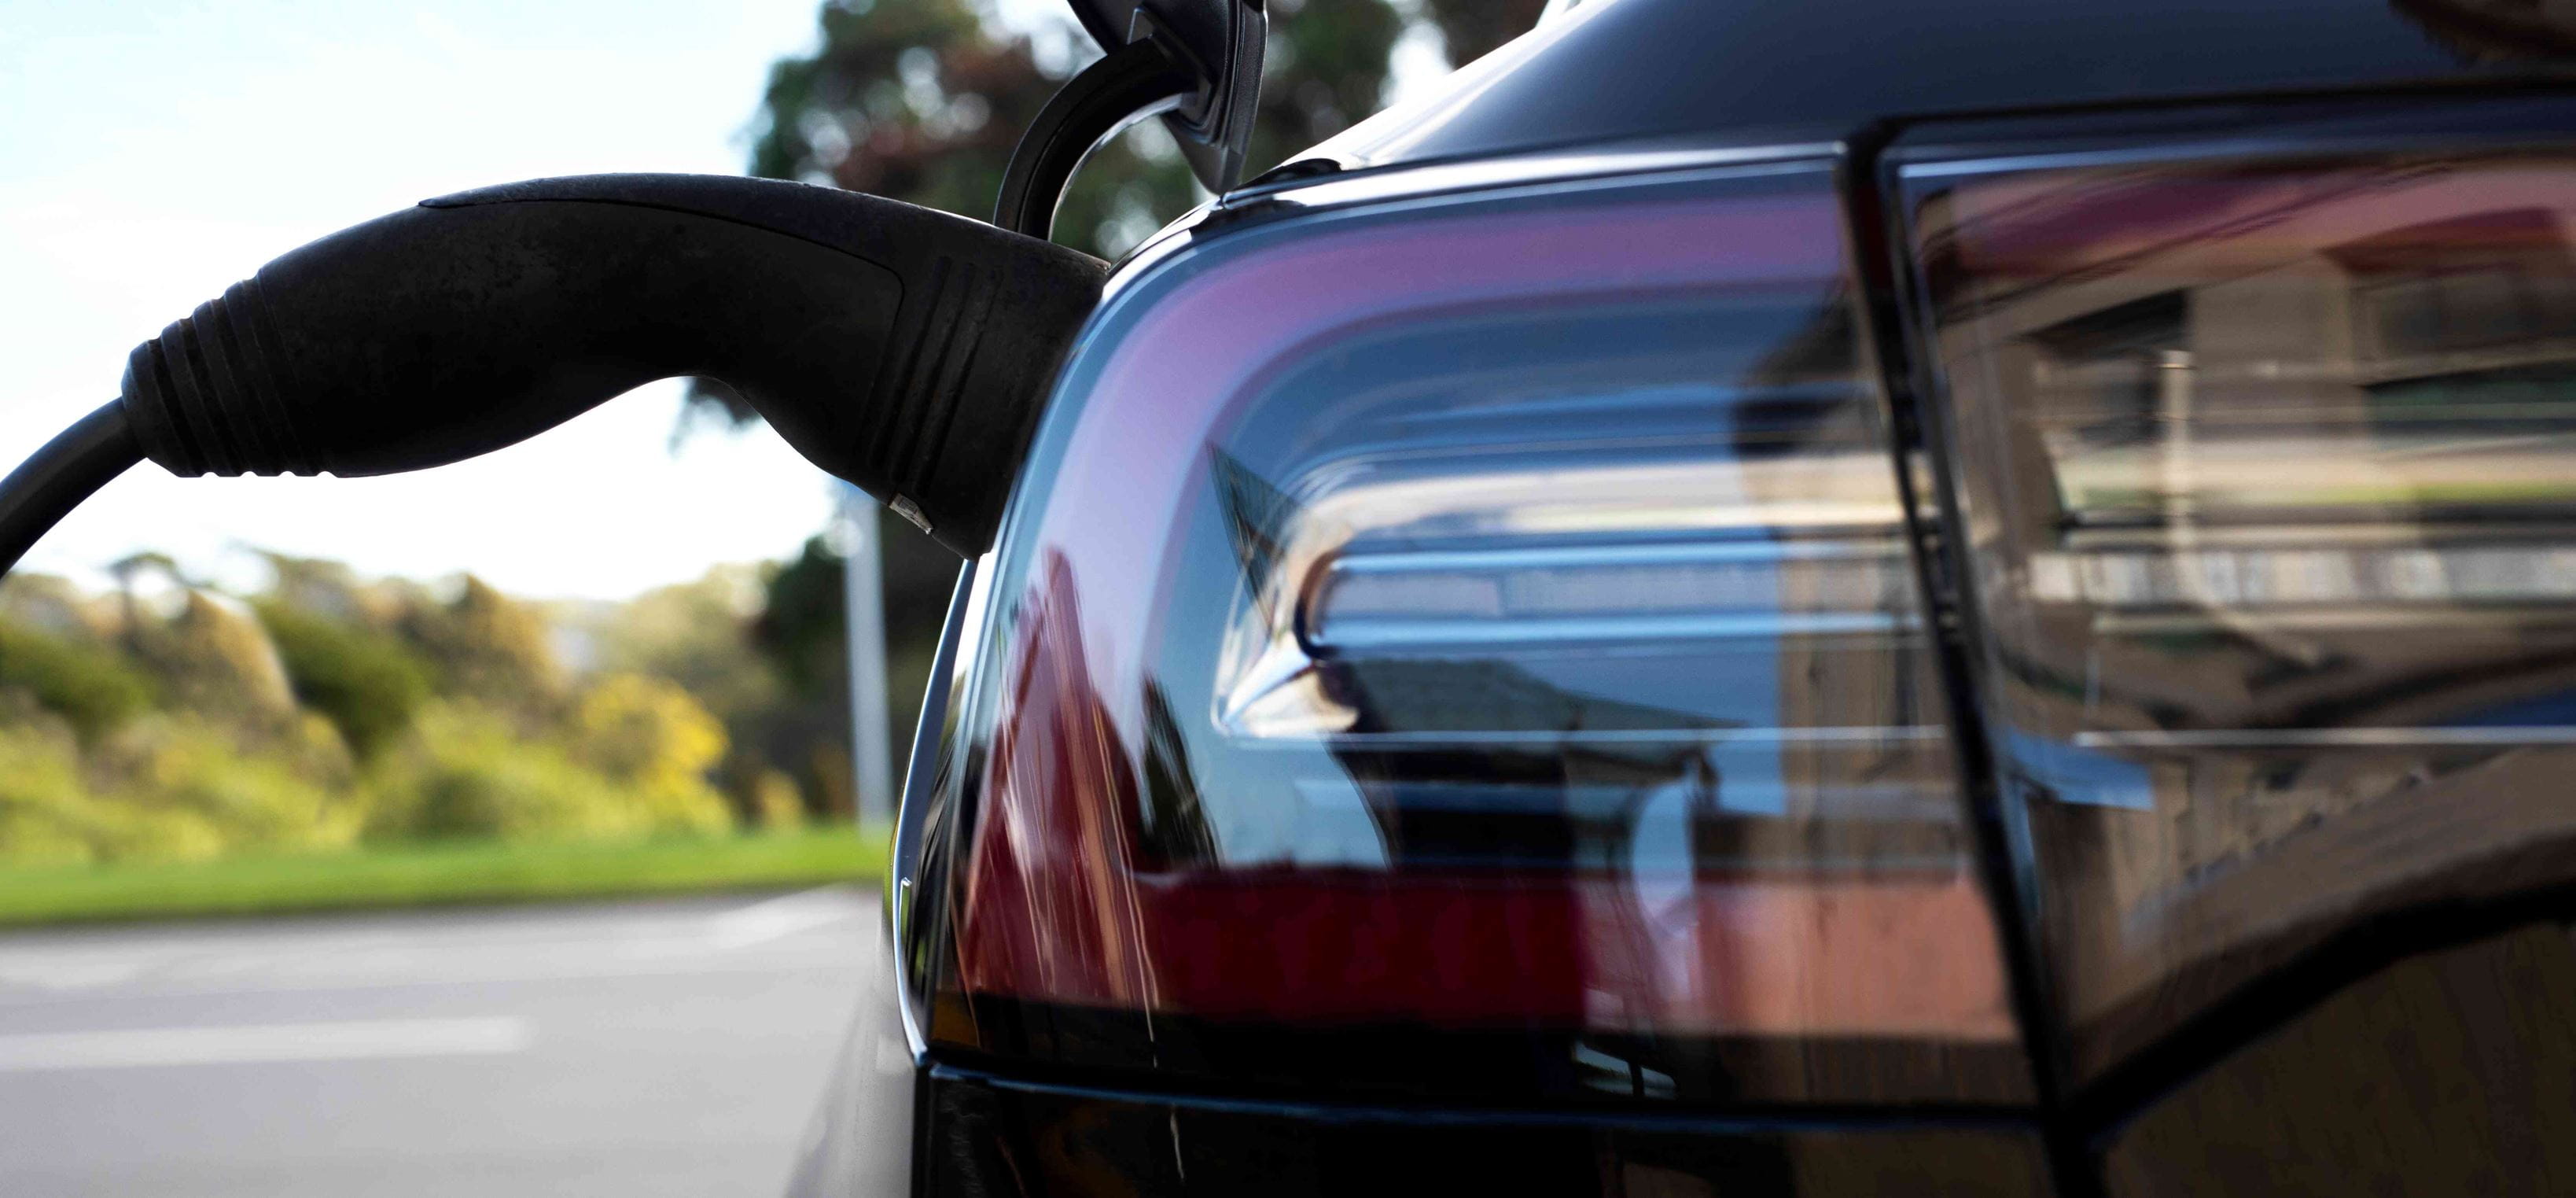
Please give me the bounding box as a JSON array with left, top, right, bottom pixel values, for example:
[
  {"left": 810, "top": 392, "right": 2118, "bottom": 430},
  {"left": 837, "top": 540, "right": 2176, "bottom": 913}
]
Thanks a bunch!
[{"left": 0, "top": 0, "right": 1058, "bottom": 599}]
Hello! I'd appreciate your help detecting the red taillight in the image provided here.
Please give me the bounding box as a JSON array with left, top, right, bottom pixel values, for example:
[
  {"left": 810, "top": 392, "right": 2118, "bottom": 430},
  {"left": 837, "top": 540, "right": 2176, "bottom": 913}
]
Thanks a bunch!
[
  {"left": 1902, "top": 146, "right": 2576, "bottom": 1080},
  {"left": 921, "top": 164, "right": 2029, "bottom": 1104}
]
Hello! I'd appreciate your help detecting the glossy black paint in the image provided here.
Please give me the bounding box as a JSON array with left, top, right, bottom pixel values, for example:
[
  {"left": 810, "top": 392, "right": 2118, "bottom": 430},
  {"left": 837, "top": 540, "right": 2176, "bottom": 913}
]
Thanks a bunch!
[
  {"left": 940, "top": 997, "right": 2035, "bottom": 1111},
  {"left": 808, "top": 1, "right": 2576, "bottom": 1192},
  {"left": 1062, "top": 0, "right": 1264, "bottom": 190},
  {"left": 2100, "top": 919, "right": 2576, "bottom": 1195},
  {"left": 918, "top": 1065, "right": 2055, "bottom": 1198},
  {"left": 1313, "top": 0, "right": 2576, "bottom": 172}
]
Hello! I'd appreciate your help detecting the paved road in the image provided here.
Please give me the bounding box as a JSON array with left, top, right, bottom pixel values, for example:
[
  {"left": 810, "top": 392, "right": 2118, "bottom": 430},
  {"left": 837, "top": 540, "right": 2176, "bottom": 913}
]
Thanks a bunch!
[{"left": 0, "top": 888, "right": 881, "bottom": 1197}]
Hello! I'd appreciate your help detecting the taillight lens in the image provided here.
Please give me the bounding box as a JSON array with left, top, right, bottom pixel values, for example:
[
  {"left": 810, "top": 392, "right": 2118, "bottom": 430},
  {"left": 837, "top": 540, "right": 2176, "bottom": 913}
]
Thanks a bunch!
[
  {"left": 922, "top": 164, "right": 2031, "bottom": 1104},
  {"left": 1904, "top": 146, "right": 2576, "bottom": 1079}
]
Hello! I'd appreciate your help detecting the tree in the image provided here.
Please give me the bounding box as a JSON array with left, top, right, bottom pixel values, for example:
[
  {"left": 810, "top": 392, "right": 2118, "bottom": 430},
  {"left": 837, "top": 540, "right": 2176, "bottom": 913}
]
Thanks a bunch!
[
  {"left": 1256, "top": 0, "right": 1402, "bottom": 156},
  {"left": 0, "top": 620, "right": 152, "bottom": 744},
  {"left": 399, "top": 575, "right": 567, "bottom": 724},
  {"left": 570, "top": 673, "right": 735, "bottom": 835},
  {"left": 153, "top": 592, "right": 299, "bottom": 728},
  {"left": 714, "top": 0, "right": 1543, "bottom": 420},
  {"left": 593, "top": 565, "right": 796, "bottom": 816},
  {"left": 686, "top": 0, "right": 1547, "bottom": 816},
  {"left": 741, "top": 533, "right": 918, "bottom": 818},
  {"left": 737, "top": 0, "right": 1410, "bottom": 261},
  {"left": 1422, "top": 0, "right": 1550, "bottom": 65},
  {"left": 252, "top": 601, "right": 432, "bottom": 760},
  {"left": 106, "top": 551, "right": 182, "bottom": 651},
  {"left": 744, "top": 518, "right": 959, "bottom": 813}
]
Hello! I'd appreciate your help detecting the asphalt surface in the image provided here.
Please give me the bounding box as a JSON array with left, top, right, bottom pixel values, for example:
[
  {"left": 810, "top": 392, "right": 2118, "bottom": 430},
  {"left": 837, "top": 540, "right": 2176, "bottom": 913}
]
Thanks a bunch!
[{"left": 0, "top": 888, "right": 881, "bottom": 1197}]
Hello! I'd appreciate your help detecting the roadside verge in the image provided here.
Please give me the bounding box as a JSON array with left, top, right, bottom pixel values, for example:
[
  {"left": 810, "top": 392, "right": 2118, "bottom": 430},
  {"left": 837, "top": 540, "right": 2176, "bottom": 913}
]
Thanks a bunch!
[{"left": 0, "top": 827, "right": 888, "bottom": 927}]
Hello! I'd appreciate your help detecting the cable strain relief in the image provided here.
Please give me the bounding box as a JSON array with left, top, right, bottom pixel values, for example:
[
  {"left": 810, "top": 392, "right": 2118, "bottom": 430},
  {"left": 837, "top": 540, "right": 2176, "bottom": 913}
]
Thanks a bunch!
[{"left": 120, "top": 275, "right": 316, "bottom": 478}]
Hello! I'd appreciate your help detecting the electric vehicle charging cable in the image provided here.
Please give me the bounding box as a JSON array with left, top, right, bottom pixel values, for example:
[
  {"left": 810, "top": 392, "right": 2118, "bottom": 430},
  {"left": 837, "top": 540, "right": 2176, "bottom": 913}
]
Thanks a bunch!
[
  {"left": 0, "top": 172, "right": 1106, "bottom": 577},
  {"left": 0, "top": 400, "right": 140, "bottom": 577}
]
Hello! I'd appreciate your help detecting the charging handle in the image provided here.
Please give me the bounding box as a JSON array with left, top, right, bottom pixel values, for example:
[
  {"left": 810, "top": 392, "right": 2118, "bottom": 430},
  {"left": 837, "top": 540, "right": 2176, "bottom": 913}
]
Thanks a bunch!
[
  {"left": 109, "top": 174, "right": 1105, "bottom": 559},
  {"left": 995, "top": 35, "right": 1201, "bottom": 238}
]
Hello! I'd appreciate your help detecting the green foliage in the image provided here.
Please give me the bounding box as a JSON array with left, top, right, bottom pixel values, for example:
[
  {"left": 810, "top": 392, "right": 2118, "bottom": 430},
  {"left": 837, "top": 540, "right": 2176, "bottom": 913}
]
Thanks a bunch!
[
  {"left": 734, "top": 0, "right": 1542, "bottom": 271},
  {"left": 596, "top": 566, "right": 779, "bottom": 714},
  {"left": 399, "top": 575, "right": 566, "bottom": 721},
  {"left": 143, "top": 592, "right": 299, "bottom": 727},
  {"left": 253, "top": 600, "right": 432, "bottom": 759},
  {"left": 745, "top": 525, "right": 960, "bottom": 818},
  {"left": 569, "top": 673, "right": 735, "bottom": 837},
  {"left": 1421, "top": 0, "right": 1550, "bottom": 65},
  {"left": 0, "top": 572, "right": 112, "bottom": 638},
  {"left": 573, "top": 673, "right": 726, "bottom": 781},
  {"left": 595, "top": 565, "right": 802, "bottom": 812},
  {"left": 369, "top": 698, "right": 732, "bottom": 845},
  {"left": 0, "top": 722, "right": 110, "bottom": 866},
  {"left": 366, "top": 702, "right": 624, "bottom": 842},
  {"left": 736, "top": 0, "right": 1403, "bottom": 272},
  {"left": 0, "top": 618, "right": 153, "bottom": 742},
  {"left": 746, "top": 518, "right": 955, "bottom": 812},
  {"left": 1255, "top": 0, "right": 1403, "bottom": 155},
  {"left": 0, "top": 827, "right": 885, "bottom": 927},
  {"left": 756, "top": 536, "right": 850, "bottom": 700},
  {"left": 0, "top": 714, "right": 351, "bottom": 867},
  {"left": 753, "top": 770, "right": 808, "bottom": 831},
  {"left": 105, "top": 717, "right": 359, "bottom": 854}
]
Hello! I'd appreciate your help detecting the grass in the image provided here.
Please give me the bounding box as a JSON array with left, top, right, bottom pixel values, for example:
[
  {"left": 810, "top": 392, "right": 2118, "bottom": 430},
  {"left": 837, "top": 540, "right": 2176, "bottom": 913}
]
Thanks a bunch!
[{"left": 0, "top": 826, "right": 888, "bottom": 927}]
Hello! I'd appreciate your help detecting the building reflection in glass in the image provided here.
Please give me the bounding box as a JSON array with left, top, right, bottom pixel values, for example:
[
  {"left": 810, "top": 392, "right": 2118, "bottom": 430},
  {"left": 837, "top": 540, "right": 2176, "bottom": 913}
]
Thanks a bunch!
[{"left": 1915, "top": 152, "right": 2576, "bottom": 1078}]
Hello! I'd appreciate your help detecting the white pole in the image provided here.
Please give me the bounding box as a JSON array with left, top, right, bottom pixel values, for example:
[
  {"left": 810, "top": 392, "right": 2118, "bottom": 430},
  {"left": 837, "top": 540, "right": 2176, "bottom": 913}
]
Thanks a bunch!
[{"left": 839, "top": 484, "right": 895, "bottom": 825}]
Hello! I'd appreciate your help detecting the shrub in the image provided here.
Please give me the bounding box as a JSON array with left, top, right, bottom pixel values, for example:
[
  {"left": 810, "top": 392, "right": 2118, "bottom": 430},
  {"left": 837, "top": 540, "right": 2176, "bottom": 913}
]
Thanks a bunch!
[
  {"left": 0, "top": 619, "right": 152, "bottom": 742},
  {"left": 253, "top": 602, "right": 432, "bottom": 759},
  {"left": 372, "top": 701, "right": 729, "bottom": 843},
  {"left": 399, "top": 575, "right": 566, "bottom": 721},
  {"left": 0, "top": 723, "right": 104, "bottom": 865},
  {"left": 146, "top": 592, "right": 299, "bottom": 728},
  {"left": 87, "top": 804, "right": 228, "bottom": 864},
  {"left": 572, "top": 674, "right": 722, "bottom": 781},
  {"left": 571, "top": 674, "right": 734, "bottom": 837},
  {"left": 0, "top": 721, "right": 234, "bottom": 866},
  {"left": 105, "top": 717, "right": 357, "bottom": 853},
  {"left": 593, "top": 566, "right": 795, "bottom": 816},
  {"left": 366, "top": 703, "right": 615, "bottom": 842},
  {"left": 753, "top": 770, "right": 806, "bottom": 832}
]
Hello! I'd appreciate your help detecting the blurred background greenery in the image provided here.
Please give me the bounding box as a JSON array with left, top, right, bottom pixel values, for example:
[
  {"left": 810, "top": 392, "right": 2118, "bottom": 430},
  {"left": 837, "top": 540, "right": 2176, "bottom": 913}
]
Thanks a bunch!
[
  {"left": 0, "top": 0, "right": 1542, "bottom": 910},
  {"left": 744, "top": 0, "right": 1544, "bottom": 262}
]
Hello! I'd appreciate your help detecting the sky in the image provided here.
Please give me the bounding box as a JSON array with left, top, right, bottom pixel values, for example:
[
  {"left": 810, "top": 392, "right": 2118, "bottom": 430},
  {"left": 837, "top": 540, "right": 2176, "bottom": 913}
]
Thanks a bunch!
[{"left": 0, "top": 0, "right": 1064, "bottom": 601}]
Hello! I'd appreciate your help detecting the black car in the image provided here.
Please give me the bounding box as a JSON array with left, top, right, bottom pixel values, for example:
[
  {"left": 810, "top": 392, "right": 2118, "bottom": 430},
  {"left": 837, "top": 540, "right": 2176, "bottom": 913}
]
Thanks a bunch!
[
  {"left": 790, "top": 0, "right": 2576, "bottom": 1194},
  {"left": 6, "top": 0, "right": 2569, "bottom": 1192}
]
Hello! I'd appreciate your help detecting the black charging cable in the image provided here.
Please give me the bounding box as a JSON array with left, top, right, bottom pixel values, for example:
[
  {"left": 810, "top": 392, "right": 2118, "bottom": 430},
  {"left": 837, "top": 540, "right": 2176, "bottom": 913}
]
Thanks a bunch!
[
  {"left": 0, "top": 400, "right": 142, "bottom": 576},
  {"left": 0, "top": 174, "right": 1105, "bottom": 578}
]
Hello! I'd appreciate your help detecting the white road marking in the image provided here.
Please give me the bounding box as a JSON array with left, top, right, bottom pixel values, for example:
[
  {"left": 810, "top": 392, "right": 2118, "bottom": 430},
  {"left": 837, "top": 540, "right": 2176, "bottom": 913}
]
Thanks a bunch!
[
  {"left": 0, "top": 959, "right": 154, "bottom": 990},
  {"left": 0, "top": 1017, "right": 533, "bottom": 1072},
  {"left": 707, "top": 886, "right": 864, "bottom": 949},
  {"left": 0, "top": 890, "right": 876, "bottom": 1005}
]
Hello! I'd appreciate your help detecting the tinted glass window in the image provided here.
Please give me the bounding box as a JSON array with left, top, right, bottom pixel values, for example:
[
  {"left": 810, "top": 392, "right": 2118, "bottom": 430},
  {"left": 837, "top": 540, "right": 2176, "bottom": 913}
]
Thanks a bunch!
[{"left": 1907, "top": 150, "right": 2576, "bottom": 1078}]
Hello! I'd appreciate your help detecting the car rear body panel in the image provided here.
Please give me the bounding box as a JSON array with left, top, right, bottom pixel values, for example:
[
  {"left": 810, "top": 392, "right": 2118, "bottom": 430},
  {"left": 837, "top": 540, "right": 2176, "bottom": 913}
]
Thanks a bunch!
[{"left": 800, "top": 3, "right": 2576, "bottom": 1193}]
